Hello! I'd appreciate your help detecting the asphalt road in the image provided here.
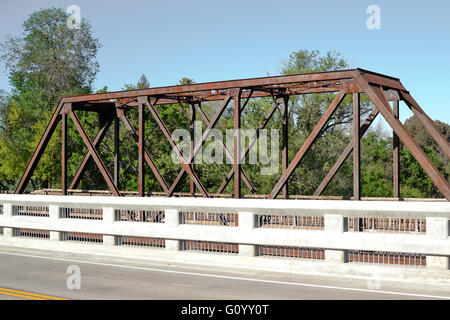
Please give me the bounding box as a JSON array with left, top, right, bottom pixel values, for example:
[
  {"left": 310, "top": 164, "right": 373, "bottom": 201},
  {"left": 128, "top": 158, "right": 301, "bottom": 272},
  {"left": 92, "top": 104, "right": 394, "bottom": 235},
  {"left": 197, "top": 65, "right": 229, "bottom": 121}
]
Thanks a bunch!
[{"left": 0, "top": 245, "right": 449, "bottom": 300}]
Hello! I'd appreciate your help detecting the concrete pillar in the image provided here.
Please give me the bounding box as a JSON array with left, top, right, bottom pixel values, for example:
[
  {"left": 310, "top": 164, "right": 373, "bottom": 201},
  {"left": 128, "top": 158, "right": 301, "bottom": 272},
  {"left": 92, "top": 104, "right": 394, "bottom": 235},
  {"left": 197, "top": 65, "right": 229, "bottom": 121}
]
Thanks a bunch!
[
  {"left": 103, "top": 207, "right": 116, "bottom": 246},
  {"left": 426, "top": 217, "right": 449, "bottom": 270},
  {"left": 103, "top": 235, "right": 116, "bottom": 246},
  {"left": 325, "top": 214, "right": 348, "bottom": 263},
  {"left": 103, "top": 207, "right": 116, "bottom": 224},
  {"left": 426, "top": 217, "right": 448, "bottom": 240},
  {"left": 3, "top": 227, "right": 13, "bottom": 238},
  {"left": 165, "top": 209, "right": 180, "bottom": 251},
  {"left": 50, "top": 231, "right": 61, "bottom": 241},
  {"left": 3, "top": 203, "right": 12, "bottom": 218},
  {"left": 2, "top": 204, "right": 13, "bottom": 238},
  {"left": 48, "top": 205, "right": 61, "bottom": 241},
  {"left": 49, "top": 205, "right": 59, "bottom": 220},
  {"left": 426, "top": 256, "right": 449, "bottom": 270},
  {"left": 238, "top": 212, "right": 256, "bottom": 257}
]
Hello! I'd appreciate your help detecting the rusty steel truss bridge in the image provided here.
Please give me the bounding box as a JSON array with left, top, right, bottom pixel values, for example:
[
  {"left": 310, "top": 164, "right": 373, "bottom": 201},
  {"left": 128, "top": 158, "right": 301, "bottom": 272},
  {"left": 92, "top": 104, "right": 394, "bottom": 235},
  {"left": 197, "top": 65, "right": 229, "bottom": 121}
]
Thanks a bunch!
[{"left": 14, "top": 68, "right": 450, "bottom": 200}]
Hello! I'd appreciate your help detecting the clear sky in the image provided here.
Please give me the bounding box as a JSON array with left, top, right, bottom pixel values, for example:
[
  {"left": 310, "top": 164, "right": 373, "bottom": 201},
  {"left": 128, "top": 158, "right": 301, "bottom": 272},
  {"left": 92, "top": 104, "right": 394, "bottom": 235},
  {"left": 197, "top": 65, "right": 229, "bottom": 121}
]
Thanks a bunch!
[{"left": 0, "top": 0, "right": 449, "bottom": 124}]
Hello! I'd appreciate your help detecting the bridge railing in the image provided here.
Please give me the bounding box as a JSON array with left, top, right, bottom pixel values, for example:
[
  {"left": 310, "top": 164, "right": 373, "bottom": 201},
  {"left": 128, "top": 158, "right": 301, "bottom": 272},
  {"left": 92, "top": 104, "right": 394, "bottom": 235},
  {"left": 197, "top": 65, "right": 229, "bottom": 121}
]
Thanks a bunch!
[{"left": 0, "top": 194, "right": 449, "bottom": 281}]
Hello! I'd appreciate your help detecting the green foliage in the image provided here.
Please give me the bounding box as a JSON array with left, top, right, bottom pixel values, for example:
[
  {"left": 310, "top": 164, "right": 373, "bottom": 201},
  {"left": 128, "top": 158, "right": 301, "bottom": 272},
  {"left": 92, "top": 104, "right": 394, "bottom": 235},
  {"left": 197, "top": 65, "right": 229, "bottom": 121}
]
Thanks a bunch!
[{"left": 0, "top": 7, "right": 100, "bottom": 190}]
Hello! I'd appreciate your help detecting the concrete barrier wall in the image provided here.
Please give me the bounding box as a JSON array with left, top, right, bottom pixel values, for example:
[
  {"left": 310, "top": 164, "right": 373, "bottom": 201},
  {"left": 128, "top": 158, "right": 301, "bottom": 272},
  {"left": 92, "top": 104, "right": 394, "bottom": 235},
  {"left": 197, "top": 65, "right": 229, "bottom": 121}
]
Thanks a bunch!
[{"left": 0, "top": 194, "right": 449, "bottom": 282}]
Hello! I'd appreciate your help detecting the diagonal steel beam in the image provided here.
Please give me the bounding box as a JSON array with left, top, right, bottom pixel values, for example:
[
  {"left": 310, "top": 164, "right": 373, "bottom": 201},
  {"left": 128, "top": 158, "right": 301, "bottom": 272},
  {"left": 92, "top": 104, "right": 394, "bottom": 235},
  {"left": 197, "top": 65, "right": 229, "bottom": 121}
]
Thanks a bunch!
[
  {"left": 166, "top": 95, "right": 233, "bottom": 196},
  {"left": 69, "top": 111, "right": 120, "bottom": 196},
  {"left": 119, "top": 113, "right": 170, "bottom": 194},
  {"left": 15, "top": 100, "right": 65, "bottom": 194},
  {"left": 313, "top": 107, "right": 379, "bottom": 196},
  {"left": 268, "top": 91, "right": 347, "bottom": 199},
  {"left": 144, "top": 97, "right": 210, "bottom": 197},
  {"left": 195, "top": 102, "right": 256, "bottom": 193},
  {"left": 69, "top": 113, "right": 114, "bottom": 190},
  {"left": 400, "top": 91, "right": 450, "bottom": 159},
  {"left": 217, "top": 100, "right": 280, "bottom": 194},
  {"left": 356, "top": 74, "right": 450, "bottom": 200}
]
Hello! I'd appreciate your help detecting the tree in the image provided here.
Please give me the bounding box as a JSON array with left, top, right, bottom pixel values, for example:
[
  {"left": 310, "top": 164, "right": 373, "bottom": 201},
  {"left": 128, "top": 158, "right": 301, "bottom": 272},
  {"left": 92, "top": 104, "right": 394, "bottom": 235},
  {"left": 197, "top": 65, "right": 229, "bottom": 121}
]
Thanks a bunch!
[
  {"left": 278, "top": 49, "right": 372, "bottom": 196},
  {"left": 0, "top": 8, "right": 101, "bottom": 190},
  {"left": 137, "top": 74, "right": 150, "bottom": 89}
]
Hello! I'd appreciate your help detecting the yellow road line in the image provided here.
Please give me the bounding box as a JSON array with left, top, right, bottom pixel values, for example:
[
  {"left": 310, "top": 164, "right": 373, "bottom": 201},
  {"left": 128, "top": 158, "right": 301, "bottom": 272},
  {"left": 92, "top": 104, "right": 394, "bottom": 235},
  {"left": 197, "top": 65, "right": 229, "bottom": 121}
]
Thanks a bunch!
[
  {"left": 0, "top": 290, "right": 46, "bottom": 300},
  {"left": 0, "top": 288, "right": 67, "bottom": 300}
]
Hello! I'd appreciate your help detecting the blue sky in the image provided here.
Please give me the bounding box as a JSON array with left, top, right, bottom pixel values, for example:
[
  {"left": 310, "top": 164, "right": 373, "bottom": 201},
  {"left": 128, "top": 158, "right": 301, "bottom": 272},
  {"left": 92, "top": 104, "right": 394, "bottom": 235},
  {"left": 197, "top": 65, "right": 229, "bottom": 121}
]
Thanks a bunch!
[{"left": 0, "top": 0, "right": 449, "bottom": 124}]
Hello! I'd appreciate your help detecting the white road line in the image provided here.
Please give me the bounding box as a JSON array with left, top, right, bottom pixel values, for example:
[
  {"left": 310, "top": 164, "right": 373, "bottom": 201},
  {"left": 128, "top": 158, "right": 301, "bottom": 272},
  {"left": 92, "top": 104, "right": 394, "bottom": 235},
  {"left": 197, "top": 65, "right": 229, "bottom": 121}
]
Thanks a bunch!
[{"left": 0, "top": 250, "right": 449, "bottom": 300}]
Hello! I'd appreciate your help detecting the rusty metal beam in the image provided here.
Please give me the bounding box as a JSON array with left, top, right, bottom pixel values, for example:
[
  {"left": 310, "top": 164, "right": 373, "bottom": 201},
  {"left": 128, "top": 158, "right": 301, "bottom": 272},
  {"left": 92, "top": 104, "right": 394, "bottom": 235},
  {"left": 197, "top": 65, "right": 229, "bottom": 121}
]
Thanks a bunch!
[
  {"left": 138, "top": 97, "right": 145, "bottom": 197},
  {"left": 166, "top": 94, "right": 233, "bottom": 196},
  {"left": 62, "top": 70, "right": 357, "bottom": 104},
  {"left": 353, "top": 92, "right": 361, "bottom": 200},
  {"left": 356, "top": 73, "right": 450, "bottom": 200},
  {"left": 61, "top": 113, "right": 67, "bottom": 195},
  {"left": 280, "top": 95, "right": 289, "bottom": 198},
  {"left": 189, "top": 103, "right": 196, "bottom": 196},
  {"left": 69, "top": 112, "right": 114, "bottom": 190},
  {"left": 119, "top": 113, "right": 169, "bottom": 194},
  {"left": 400, "top": 91, "right": 450, "bottom": 159},
  {"left": 217, "top": 100, "right": 279, "bottom": 194},
  {"left": 393, "top": 100, "right": 400, "bottom": 198},
  {"left": 195, "top": 102, "right": 256, "bottom": 193},
  {"left": 268, "top": 91, "right": 347, "bottom": 199},
  {"left": 313, "top": 108, "right": 379, "bottom": 197},
  {"left": 114, "top": 115, "right": 120, "bottom": 189},
  {"left": 233, "top": 89, "right": 241, "bottom": 198},
  {"left": 144, "top": 97, "right": 210, "bottom": 198},
  {"left": 15, "top": 101, "right": 65, "bottom": 194},
  {"left": 69, "top": 111, "right": 120, "bottom": 196}
]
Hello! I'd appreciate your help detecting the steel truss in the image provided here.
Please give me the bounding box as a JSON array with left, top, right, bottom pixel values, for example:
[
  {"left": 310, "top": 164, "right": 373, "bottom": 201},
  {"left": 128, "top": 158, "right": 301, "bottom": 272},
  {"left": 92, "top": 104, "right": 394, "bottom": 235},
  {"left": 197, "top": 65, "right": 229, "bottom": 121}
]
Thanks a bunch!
[{"left": 15, "top": 69, "right": 450, "bottom": 200}]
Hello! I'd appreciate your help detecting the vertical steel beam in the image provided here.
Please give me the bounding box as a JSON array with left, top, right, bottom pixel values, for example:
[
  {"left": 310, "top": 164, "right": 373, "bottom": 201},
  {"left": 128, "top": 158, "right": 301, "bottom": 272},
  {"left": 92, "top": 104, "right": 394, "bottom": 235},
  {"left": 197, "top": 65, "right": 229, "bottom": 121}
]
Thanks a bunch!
[
  {"left": 195, "top": 102, "right": 256, "bottom": 194},
  {"left": 280, "top": 95, "right": 289, "bottom": 199},
  {"left": 69, "top": 111, "right": 120, "bottom": 196},
  {"left": 119, "top": 113, "right": 169, "bottom": 193},
  {"left": 268, "top": 91, "right": 346, "bottom": 199},
  {"left": 69, "top": 114, "right": 114, "bottom": 190},
  {"left": 353, "top": 92, "right": 361, "bottom": 200},
  {"left": 146, "top": 98, "right": 210, "bottom": 197},
  {"left": 314, "top": 108, "right": 379, "bottom": 196},
  {"left": 190, "top": 103, "right": 196, "bottom": 196},
  {"left": 114, "top": 115, "right": 120, "bottom": 190},
  {"left": 61, "top": 112, "right": 67, "bottom": 195},
  {"left": 138, "top": 96, "right": 146, "bottom": 197},
  {"left": 393, "top": 100, "right": 400, "bottom": 198},
  {"left": 233, "top": 89, "right": 242, "bottom": 198}
]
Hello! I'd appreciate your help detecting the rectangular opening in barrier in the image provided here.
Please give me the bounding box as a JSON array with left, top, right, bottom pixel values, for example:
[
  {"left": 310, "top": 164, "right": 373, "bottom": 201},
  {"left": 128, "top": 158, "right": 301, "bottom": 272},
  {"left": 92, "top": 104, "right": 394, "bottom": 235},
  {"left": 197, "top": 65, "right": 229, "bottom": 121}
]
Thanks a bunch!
[
  {"left": 61, "top": 232, "right": 103, "bottom": 244},
  {"left": 13, "top": 228, "right": 50, "bottom": 239},
  {"left": 12, "top": 205, "right": 49, "bottom": 217},
  {"left": 256, "top": 214, "right": 324, "bottom": 230},
  {"left": 115, "top": 209, "right": 165, "bottom": 223},
  {"left": 117, "top": 236, "right": 165, "bottom": 248},
  {"left": 348, "top": 250, "right": 426, "bottom": 267},
  {"left": 258, "top": 245, "right": 325, "bottom": 260},
  {"left": 181, "top": 212, "right": 238, "bottom": 226},
  {"left": 0, "top": 205, "right": 3, "bottom": 215},
  {"left": 346, "top": 217, "right": 426, "bottom": 234},
  {"left": 60, "top": 207, "right": 103, "bottom": 220},
  {"left": 181, "top": 240, "right": 239, "bottom": 254},
  {"left": 0, "top": 227, "right": 3, "bottom": 235}
]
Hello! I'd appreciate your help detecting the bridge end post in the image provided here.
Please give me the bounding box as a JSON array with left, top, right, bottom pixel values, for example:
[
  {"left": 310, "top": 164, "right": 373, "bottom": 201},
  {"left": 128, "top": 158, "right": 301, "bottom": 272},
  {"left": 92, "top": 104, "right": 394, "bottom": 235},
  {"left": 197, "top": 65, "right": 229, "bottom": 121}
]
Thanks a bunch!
[{"left": 426, "top": 217, "right": 449, "bottom": 271}]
